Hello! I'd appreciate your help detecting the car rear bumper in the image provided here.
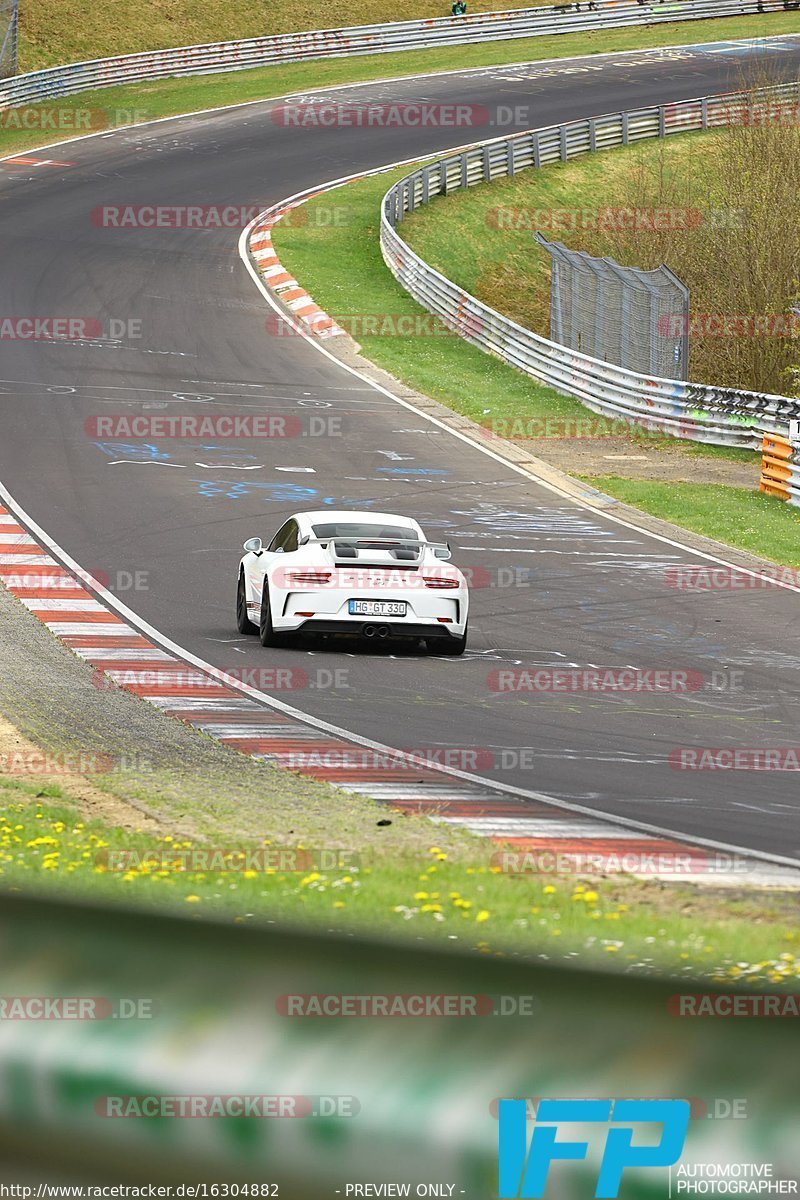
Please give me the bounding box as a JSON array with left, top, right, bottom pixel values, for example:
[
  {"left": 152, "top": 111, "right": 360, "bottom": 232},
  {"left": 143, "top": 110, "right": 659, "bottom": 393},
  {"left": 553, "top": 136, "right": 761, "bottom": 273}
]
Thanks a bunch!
[{"left": 290, "top": 619, "right": 465, "bottom": 641}]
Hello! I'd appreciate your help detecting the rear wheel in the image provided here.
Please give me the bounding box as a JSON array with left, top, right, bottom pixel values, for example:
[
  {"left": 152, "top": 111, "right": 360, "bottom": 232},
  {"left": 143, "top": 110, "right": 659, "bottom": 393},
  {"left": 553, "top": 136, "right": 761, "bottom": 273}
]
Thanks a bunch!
[
  {"left": 259, "top": 580, "right": 292, "bottom": 648},
  {"left": 236, "top": 572, "right": 258, "bottom": 635},
  {"left": 429, "top": 626, "right": 468, "bottom": 657}
]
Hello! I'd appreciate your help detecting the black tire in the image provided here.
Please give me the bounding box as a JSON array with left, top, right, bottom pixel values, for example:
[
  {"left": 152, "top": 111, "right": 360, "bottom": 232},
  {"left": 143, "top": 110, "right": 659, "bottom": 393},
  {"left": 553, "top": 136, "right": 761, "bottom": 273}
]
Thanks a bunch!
[
  {"left": 236, "top": 572, "right": 258, "bottom": 635},
  {"left": 430, "top": 626, "right": 468, "bottom": 657},
  {"left": 259, "top": 580, "right": 291, "bottom": 648}
]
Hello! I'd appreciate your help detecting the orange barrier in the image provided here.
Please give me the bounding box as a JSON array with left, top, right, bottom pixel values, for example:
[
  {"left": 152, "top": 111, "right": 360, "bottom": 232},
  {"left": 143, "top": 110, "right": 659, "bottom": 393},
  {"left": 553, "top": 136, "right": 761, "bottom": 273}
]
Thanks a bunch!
[{"left": 760, "top": 432, "right": 793, "bottom": 500}]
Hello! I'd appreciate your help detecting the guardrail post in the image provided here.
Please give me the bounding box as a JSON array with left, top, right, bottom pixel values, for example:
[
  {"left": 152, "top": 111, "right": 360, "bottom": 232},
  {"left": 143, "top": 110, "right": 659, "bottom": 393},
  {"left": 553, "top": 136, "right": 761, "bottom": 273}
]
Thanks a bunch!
[
  {"left": 421, "top": 166, "right": 430, "bottom": 206},
  {"left": 533, "top": 133, "right": 542, "bottom": 168},
  {"left": 559, "top": 126, "right": 568, "bottom": 161},
  {"left": 460, "top": 152, "right": 469, "bottom": 189},
  {"left": 701, "top": 97, "right": 709, "bottom": 129},
  {"left": 507, "top": 139, "right": 516, "bottom": 177},
  {"left": 658, "top": 106, "right": 666, "bottom": 138},
  {"left": 482, "top": 145, "right": 491, "bottom": 182},
  {"left": 588, "top": 119, "right": 597, "bottom": 153},
  {"left": 407, "top": 177, "right": 416, "bottom": 214},
  {"left": 621, "top": 112, "right": 630, "bottom": 145}
]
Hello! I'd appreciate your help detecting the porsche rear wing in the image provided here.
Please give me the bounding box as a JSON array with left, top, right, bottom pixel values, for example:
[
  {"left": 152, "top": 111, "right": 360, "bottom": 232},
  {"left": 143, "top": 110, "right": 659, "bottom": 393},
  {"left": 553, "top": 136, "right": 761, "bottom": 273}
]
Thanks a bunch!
[{"left": 300, "top": 537, "right": 451, "bottom": 561}]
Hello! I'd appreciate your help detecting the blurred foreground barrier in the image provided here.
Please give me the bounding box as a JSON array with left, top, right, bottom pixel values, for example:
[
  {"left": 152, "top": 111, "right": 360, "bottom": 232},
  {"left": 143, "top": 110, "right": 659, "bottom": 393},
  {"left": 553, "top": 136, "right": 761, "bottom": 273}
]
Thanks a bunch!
[
  {"left": 381, "top": 84, "right": 800, "bottom": 449},
  {"left": 0, "top": 0, "right": 791, "bottom": 110},
  {"left": 0, "top": 890, "right": 798, "bottom": 1194}
]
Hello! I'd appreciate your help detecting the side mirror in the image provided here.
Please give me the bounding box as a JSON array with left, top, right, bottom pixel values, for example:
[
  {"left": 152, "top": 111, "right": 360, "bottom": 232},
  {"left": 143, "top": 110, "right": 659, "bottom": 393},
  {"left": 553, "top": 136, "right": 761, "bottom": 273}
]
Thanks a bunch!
[
  {"left": 243, "top": 537, "right": 262, "bottom": 555},
  {"left": 433, "top": 544, "right": 452, "bottom": 561}
]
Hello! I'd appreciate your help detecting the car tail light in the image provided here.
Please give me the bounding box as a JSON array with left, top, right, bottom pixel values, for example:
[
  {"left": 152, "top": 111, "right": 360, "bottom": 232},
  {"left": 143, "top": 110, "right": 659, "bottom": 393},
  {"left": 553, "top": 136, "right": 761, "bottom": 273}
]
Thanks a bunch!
[
  {"left": 422, "top": 575, "right": 459, "bottom": 589},
  {"left": 284, "top": 571, "right": 333, "bottom": 587}
]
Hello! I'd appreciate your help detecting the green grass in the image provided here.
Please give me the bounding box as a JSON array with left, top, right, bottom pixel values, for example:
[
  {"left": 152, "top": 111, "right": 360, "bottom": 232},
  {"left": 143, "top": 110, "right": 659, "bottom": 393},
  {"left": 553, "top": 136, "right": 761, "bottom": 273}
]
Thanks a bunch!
[
  {"left": 585, "top": 477, "right": 800, "bottom": 566},
  {"left": 16, "top": 1, "right": 800, "bottom": 71},
  {"left": 2, "top": 774, "right": 800, "bottom": 986},
  {"left": 2, "top": 11, "right": 799, "bottom": 159},
  {"left": 15, "top": 0, "right": 567, "bottom": 70}
]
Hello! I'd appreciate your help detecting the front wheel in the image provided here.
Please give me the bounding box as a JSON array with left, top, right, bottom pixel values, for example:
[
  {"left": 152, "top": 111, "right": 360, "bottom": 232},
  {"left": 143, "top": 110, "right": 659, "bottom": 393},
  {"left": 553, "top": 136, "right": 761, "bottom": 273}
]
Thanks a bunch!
[
  {"left": 259, "top": 580, "right": 292, "bottom": 647},
  {"left": 236, "top": 572, "right": 258, "bottom": 635},
  {"left": 429, "top": 627, "right": 467, "bottom": 656}
]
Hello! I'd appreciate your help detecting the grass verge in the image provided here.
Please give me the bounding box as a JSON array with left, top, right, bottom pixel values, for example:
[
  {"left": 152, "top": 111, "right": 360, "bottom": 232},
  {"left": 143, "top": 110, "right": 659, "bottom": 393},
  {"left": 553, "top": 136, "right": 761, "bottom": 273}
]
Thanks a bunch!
[
  {"left": 584, "top": 476, "right": 800, "bottom": 565},
  {"left": 16, "top": 0, "right": 603, "bottom": 70},
  {"left": 2, "top": 772, "right": 800, "bottom": 987},
  {"left": 2, "top": 12, "right": 799, "bottom": 158}
]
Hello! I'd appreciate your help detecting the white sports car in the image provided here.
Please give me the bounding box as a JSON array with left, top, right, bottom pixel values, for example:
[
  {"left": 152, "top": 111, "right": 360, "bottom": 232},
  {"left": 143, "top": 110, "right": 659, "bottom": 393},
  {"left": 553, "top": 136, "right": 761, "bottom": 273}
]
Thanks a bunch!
[{"left": 236, "top": 509, "right": 469, "bottom": 654}]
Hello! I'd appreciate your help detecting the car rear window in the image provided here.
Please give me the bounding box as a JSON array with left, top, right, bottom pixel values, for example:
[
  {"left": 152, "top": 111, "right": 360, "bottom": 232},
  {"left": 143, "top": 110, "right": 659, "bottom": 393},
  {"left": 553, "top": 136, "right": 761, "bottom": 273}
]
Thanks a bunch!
[{"left": 311, "top": 523, "right": 418, "bottom": 541}]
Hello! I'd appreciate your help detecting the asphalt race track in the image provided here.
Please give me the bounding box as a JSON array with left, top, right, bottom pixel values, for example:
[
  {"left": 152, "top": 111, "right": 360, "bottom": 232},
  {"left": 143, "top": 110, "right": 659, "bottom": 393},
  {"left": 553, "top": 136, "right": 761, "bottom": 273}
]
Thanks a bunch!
[{"left": 2, "top": 34, "right": 800, "bottom": 859}]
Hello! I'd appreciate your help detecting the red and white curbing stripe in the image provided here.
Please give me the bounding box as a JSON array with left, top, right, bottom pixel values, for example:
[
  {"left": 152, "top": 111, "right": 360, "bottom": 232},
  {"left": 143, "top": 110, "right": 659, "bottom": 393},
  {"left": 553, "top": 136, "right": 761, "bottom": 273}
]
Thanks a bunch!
[
  {"left": 3, "top": 505, "right": 794, "bottom": 884},
  {"left": 250, "top": 202, "right": 345, "bottom": 340}
]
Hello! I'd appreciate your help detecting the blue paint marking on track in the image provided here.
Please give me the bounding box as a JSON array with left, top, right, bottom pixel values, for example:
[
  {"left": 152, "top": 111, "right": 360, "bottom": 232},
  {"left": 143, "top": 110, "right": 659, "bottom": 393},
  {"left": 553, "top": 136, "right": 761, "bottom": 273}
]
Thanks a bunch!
[
  {"left": 191, "top": 481, "right": 320, "bottom": 501},
  {"left": 95, "top": 441, "right": 170, "bottom": 460},
  {"left": 376, "top": 467, "right": 450, "bottom": 476}
]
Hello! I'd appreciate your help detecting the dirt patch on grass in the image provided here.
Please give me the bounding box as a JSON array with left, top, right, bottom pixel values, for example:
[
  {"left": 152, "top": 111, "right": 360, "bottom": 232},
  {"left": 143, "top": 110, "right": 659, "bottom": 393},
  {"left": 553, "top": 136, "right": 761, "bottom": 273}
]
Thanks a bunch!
[
  {"left": 0, "top": 713, "right": 164, "bottom": 832},
  {"left": 515, "top": 434, "right": 761, "bottom": 486}
]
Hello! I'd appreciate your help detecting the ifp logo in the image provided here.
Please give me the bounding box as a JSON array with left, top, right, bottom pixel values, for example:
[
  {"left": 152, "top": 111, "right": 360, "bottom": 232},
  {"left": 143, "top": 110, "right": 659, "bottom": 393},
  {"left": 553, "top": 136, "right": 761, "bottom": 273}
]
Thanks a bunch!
[{"left": 498, "top": 1098, "right": 690, "bottom": 1198}]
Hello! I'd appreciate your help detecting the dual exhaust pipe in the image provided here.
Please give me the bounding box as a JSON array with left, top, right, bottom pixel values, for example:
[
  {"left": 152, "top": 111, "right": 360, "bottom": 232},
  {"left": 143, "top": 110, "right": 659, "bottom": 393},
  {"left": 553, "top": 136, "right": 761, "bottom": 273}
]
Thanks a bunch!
[{"left": 363, "top": 624, "right": 390, "bottom": 639}]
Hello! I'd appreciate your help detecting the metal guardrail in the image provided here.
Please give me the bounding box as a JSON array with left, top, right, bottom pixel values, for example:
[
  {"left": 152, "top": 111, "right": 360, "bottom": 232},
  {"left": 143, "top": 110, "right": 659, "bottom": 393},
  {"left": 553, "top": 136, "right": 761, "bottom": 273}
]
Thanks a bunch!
[
  {"left": 0, "top": 889, "right": 798, "bottom": 1186},
  {"left": 380, "top": 85, "right": 800, "bottom": 449},
  {"left": 0, "top": 0, "right": 792, "bottom": 109}
]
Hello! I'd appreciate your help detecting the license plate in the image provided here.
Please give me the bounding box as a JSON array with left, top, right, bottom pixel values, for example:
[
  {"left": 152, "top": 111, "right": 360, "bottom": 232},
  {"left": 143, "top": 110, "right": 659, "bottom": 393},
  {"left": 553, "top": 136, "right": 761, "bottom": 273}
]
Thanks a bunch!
[{"left": 349, "top": 599, "right": 407, "bottom": 617}]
